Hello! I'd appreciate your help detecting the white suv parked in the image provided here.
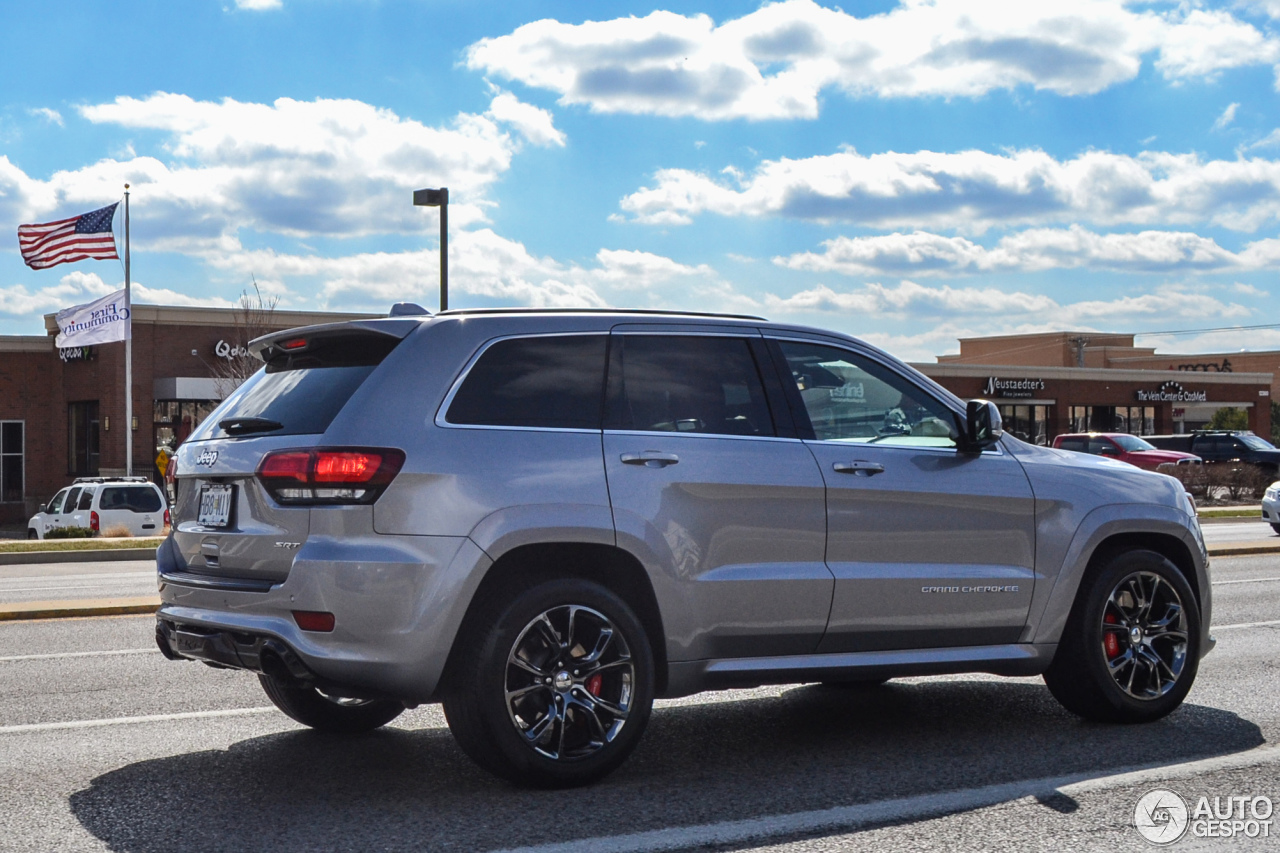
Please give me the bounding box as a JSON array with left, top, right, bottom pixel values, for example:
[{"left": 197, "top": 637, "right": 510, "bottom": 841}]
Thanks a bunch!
[{"left": 28, "top": 477, "right": 169, "bottom": 539}]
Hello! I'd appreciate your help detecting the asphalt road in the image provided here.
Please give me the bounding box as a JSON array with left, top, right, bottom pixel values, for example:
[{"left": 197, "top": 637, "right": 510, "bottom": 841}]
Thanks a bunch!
[
  {"left": 0, "top": 560, "right": 155, "bottom": 604},
  {"left": 1200, "top": 519, "right": 1278, "bottom": 545},
  {"left": 0, "top": 555, "right": 1277, "bottom": 852}
]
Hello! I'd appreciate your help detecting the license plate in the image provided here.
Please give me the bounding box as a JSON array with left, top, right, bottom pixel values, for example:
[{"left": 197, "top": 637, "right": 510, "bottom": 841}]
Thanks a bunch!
[{"left": 198, "top": 483, "right": 234, "bottom": 527}]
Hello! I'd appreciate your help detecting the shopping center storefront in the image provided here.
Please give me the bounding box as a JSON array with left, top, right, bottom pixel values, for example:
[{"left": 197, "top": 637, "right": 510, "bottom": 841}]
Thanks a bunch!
[
  {"left": 0, "top": 304, "right": 373, "bottom": 525},
  {"left": 916, "top": 363, "right": 1273, "bottom": 446}
]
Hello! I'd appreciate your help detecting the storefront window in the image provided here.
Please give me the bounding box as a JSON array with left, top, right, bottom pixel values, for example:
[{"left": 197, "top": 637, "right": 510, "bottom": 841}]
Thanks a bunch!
[
  {"left": 998, "top": 405, "right": 1049, "bottom": 445},
  {"left": 1, "top": 421, "right": 23, "bottom": 503},
  {"left": 153, "top": 400, "right": 218, "bottom": 483},
  {"left": 68, "top": 401, "right": 99, "bottom": 476},
  {"left": 1069, "top": 405, "right": 1155, "bottom": 435}
]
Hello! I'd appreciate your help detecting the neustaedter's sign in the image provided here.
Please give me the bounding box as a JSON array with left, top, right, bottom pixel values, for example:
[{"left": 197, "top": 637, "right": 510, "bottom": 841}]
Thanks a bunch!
[{"left": 983, "top": 377, "right": 1045, "bottom": 398}]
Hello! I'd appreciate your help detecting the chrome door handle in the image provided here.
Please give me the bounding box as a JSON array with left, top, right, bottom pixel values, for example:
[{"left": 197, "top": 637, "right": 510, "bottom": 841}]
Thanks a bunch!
[
  {"left": 833, "top": 460, "right": 885, "bottom": 476},
  {"left": 620, "top": 452, "right": 680, "bottom": 468}
]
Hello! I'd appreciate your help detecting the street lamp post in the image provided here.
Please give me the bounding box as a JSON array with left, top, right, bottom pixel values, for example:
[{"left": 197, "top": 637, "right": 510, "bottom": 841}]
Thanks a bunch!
[{"left": 413, "top": 187, "right": 449, "bottom": 311}]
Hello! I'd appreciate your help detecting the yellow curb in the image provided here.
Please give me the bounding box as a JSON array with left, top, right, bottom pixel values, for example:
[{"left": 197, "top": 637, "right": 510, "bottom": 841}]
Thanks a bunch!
[
  {"left": 1207, "top": 541, "right": 1280, "bottom": 558},
  {"left": 0, "top": 596, "right": 160, "bottom": 622}
]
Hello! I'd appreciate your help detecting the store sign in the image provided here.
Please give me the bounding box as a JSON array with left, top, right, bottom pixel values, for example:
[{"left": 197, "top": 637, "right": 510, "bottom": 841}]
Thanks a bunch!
[
  {"left": 58, "top": 345, "right": 95, "bottom": 363},
  {"left": 983, "top": 377, "right": 1045, "bottom": 398},
  {"left": 1178, "top": 358, "right": 1232, "bottom": 373},
  {"left": 214, "top": 339, "right": 250, "bottom": 360},
  {"left": 1135, "top": 381, "right": 1208, "bottom": 403}
]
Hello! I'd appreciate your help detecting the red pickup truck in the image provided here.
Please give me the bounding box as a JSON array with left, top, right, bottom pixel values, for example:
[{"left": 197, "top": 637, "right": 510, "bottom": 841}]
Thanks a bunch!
[{"left": 1052, "top": 432, "right": 1202, "bottom": 471}]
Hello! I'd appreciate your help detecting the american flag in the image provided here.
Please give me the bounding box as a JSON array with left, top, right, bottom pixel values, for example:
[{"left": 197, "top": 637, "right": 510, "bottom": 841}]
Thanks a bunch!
[{"left": 18, "top": 203, "right": 119, "bottom": 270}]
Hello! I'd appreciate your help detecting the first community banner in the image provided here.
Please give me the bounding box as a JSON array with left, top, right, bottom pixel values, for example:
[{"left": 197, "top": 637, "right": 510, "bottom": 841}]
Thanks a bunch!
[{"left": 54, "top": 288, "right": 130, "bottom": 348}]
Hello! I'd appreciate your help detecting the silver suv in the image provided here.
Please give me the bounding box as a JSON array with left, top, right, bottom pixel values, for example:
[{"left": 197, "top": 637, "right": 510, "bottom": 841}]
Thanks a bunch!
[{"left": 156, "top": 308, "right": 1212, "bottom": 787}]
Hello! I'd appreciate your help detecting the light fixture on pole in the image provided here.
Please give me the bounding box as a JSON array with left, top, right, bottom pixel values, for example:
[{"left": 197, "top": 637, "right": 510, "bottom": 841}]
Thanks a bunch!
[{"left": 413, "top": 187, "right": 449, "bottom": 311}]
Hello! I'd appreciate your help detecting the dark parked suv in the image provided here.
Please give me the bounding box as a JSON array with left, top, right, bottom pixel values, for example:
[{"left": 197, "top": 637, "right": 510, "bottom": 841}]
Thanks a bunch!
[{"left": 156, "top": 308, "right": 1212, "bottom": 786}]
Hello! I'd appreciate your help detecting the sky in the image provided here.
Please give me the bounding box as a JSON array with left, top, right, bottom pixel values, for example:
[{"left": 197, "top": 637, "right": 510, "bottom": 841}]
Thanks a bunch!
[{"left": 2, "top": 0, "right": 1280, "bottom": 361}]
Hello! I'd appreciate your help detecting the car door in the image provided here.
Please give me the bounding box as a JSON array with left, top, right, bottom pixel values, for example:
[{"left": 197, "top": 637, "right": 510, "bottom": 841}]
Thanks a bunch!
[
  {"left": 70, "top": 487, "right": 96, "bottom": 530},
  {"left": 55, "top": 486, "right": 82, "bottom": 533},
  {"left": 771, "top": 337, "right": 1037, "bottom": 654},
  {"left": 38, "top": 488, "right": 70, "bottom": 536},
  {"left": 602, "top": 330, "right": 831, "bottom": 661}
]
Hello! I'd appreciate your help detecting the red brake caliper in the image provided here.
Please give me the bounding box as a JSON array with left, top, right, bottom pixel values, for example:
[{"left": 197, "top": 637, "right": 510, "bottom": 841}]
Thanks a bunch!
[
  {"left": 1103, "top": 612, "right": 1121, "bottom": 658},
  {"left": 585, "top": 673, "right": 603, "bottom": 696}
]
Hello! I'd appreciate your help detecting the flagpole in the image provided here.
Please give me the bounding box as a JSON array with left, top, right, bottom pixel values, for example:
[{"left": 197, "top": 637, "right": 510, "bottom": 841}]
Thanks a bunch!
[{"left": 123, "top": 184, "right": 132, "bottom": 478}]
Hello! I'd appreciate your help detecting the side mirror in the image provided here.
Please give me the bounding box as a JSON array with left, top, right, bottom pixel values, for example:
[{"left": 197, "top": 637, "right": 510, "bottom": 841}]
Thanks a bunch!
[
  {"left": 37, "top": 504, "right": 46, "bottom": 514},
  {"left": 1098, "top": 445, "right": 1119, "bottom": 456},
  {"left": 961, "top": 399, "right": 1003, "bottom": 452}
]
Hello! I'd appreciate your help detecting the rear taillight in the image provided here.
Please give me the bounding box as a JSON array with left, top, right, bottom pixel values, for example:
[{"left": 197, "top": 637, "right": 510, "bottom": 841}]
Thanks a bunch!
[
  {"left": 257, "top": 447, "right": 405, "bottom": 505},
  {"left": 163, "top": 508, "right": 171, "bottom": 528},
  {"left": 89, "top": 511, "right": 100, "bottom": 532}
]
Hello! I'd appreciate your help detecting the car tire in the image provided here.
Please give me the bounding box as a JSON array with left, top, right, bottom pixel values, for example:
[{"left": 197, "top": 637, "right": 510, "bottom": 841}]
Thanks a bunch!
[
  {"left": 1271, "top": 523, "right": 1280, "bottom": 536},
  {"left": 442, "top": 577, "right": 655, "bottom": 788},
  {"left": 258, "top": 674, "right": 404, "bottom": 733},
  {"left": 27, "top": 528, "right": 37, "bottom": 540},
  {"left": 1044, "top": 549, "right": 1200, "bottom": 724}
]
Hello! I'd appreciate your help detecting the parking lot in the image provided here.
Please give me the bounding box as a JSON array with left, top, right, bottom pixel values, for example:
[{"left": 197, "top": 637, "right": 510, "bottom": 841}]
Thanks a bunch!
[{"left": 1, "top": 552, "right": 1276, "bottom": 852}]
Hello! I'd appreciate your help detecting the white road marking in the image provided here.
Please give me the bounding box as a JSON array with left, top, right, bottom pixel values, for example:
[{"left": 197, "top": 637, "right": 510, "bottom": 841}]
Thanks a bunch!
[
  {"left": 1212, "top": 618, "right": 1280, "bottom": 630},
  {"left": 0, "top": 648, "right": 156, "bottom": 663},
  {"left": 1212, "top": 576, "right": 1280, "bottom": 585},
  {"left": 493, "top": 745, "right": 1280, "bottom": 853},
  {"left": 0, "top": 707, "right": 276, "bottom": 734}
]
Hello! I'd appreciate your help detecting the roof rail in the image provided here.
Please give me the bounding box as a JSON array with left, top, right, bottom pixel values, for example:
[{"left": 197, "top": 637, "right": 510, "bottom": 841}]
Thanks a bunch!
[
  {"left": 435, "top": 307, "right": 768, "bottom": 321},
  {"left": 72, "top": 476, "right": 151, "bottom": 484}
]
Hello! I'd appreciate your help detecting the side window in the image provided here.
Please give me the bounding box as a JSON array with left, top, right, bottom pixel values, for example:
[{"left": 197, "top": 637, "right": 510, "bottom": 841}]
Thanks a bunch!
[
  {"left": 1057, "top": 437, "right": 1086, "bottom": 452},
  {"left": 77, "top": 487, "right": 96, "bottom": 510},
  {"left": 46, "top": 489, "right": 68, "bottom": 515},
  {"left": 777, "top": 341, "right": 957, "bottom": 447},
  {"left": 101, "top": 486, "right": 163, "bottom": 512},
  {"left": 446, "top": 335, "right": 607, "bottom": 429},
  {"left": 605, "top": 335, "right": 775, "bottom": 437},
  {"left": 63, "top": 488, "right": 82, "bottom": 513},
  {"left": 1087, "top": 437, "right": 1117, "bottom": 455}
]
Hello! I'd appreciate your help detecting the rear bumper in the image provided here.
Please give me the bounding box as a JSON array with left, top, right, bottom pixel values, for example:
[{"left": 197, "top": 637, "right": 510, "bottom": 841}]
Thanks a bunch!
[{"left": 155, "top": 530, "right": 491, "bottom": 702}]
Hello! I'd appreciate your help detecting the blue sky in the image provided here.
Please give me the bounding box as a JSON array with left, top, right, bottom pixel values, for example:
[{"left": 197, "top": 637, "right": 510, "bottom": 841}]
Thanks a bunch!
[{"left": 2, "top": 0, "right": 1280, "bottom": 360}]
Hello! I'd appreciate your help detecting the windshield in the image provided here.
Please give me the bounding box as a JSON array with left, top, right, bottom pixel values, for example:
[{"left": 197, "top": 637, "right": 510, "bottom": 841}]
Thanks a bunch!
[
  {"left": 1112, "top": 434, "right": 1156, "bottom": 452},
  {"left": 1239, "top": 434, "right": 1276, "bottom": 451}
]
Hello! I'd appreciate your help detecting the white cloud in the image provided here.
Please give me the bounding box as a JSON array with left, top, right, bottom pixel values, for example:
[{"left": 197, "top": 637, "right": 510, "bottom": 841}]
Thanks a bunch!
[
  {"left": 776, "top": 226, "right": 1280, "bottom": 276},
  {"left": 1213, "top": 101, "right": 1240, "bottom": 130},
  {"left": 485, "top": 91, "right": 565, "bottom": 147},
  {"left": 0, "top": 91, "right": 566, "bottom": 256},
  {"left": 202, "top": 229, "right": 726, "bottom": 313},
  {"left": 764, "top": 279, "right": 1253, "bottom": 329},
  {"left": 466, "top": 0, "right": 1280, "bottom": 121},
  {"left": 619, "top": 147, "right": 1280, "bottom": 232},
  {"left": 27, "top": 107, "right": 63, "bottom": 126},
  {"left": 234, "top": 0, "right": 281, "bottom": 10},
  {"left": 0, "top": 270, "right": 232, "bottom": 317}
]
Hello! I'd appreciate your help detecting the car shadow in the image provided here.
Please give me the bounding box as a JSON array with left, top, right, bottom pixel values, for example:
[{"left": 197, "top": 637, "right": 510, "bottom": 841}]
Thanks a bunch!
[{"left": 69, "top": 680, "right": 1263, "bottom": 852}]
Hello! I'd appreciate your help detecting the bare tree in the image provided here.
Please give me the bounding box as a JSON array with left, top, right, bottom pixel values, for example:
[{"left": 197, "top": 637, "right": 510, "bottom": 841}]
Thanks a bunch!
[{"left": 207, "top": 278, "right": 279, "bottom": 399}]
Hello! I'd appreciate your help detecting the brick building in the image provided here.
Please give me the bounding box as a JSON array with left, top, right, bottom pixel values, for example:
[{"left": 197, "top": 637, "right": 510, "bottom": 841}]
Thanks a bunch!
[{"left": 0, "top": 304, "right": 373, "bottom": 526}]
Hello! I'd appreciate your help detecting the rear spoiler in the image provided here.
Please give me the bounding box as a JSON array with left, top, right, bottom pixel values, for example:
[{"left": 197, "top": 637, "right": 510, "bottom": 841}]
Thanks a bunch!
[{"left": 248, "top": 318, "right": 422, "bottom": 363}]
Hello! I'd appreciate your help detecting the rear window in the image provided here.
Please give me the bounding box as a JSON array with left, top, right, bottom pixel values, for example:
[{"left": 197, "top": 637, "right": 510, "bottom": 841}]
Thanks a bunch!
[
  {"left": 192, "top": 333, "right": 402, "bottom": 440},
  {"left": 100, "top": 486, "right": 163, "bottom": 512},
  {"left": 446, "top": 335, "right": 607, "bottom": 429}
]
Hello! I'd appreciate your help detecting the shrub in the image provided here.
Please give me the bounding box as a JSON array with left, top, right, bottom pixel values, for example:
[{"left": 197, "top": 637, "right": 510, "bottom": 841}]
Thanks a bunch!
[
  {"left": 1206, "top": 462, "right": 1273, "bottom": 501},
  {"left": 45, "top": 526, "right": 97, "bottom": 539},
  {"left": 100, "top": 524, "right": 134, "bottom": 538},
  {"left": 1207, "top": 407, "right": 1248, "bottom": 430}
]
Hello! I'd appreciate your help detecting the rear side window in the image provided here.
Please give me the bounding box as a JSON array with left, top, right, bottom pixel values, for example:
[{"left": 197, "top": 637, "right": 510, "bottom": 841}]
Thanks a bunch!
[
  {"left": 1057, "top": 437, "right": 1086, "bottom": 452},
  {"left": 605, "top": 335, "right": 775, "bottom": 437},
  {"left": 100, "top": 486, "right": 163, "bottom": 512},
  {"left": 192, "top": 332, "right": 402, "bottom": 440},
  {"left": 446, "top": 335, "right": 607, "bottom": 429},
  {"left": 77, "top": 487, "right": 96, "bottom": 510}
]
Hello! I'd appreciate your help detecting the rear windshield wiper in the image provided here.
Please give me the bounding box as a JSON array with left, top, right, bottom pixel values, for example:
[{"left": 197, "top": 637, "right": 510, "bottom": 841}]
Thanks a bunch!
[{"left": 219, "top": 417, "right": 284, "bottom": 436}]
